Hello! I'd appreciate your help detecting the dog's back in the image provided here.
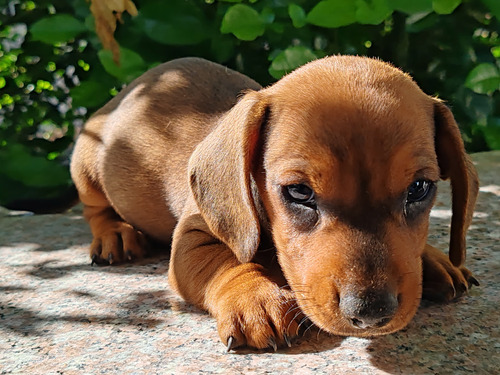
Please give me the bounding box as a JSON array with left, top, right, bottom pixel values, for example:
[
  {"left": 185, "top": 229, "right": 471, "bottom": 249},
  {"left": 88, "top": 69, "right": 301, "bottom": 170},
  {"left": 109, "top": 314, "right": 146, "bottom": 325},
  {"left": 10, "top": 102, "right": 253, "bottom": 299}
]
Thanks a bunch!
[{"left": 71, "top": 58, "right": 261, "bottom": 243}]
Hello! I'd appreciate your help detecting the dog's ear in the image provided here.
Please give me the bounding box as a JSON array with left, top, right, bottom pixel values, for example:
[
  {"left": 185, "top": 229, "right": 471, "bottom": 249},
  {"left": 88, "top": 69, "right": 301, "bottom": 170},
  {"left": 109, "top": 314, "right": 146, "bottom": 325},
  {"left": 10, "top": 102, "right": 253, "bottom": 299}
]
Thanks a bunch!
[
  {"left": 434, "top": 101, "right": 479, "bottom": 267},
  {"left": 188, "top": 91, "right": 268, "bottom": 263}
]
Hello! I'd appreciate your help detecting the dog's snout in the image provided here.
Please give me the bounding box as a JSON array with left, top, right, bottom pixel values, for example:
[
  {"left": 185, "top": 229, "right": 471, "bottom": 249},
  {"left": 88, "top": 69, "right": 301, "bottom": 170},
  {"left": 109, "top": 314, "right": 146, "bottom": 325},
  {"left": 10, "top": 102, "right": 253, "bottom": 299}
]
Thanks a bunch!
[{"left": 339, "top": 290, "right": 398, "bottom": 330}]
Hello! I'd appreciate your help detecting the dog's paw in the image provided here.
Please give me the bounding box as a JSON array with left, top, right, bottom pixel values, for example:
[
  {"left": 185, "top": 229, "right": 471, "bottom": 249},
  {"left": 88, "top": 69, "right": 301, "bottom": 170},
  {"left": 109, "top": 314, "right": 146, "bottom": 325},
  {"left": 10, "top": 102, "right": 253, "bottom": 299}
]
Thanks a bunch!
[
  {"left": 422, "top": 244, "right": 479, "bottom": 302},
  {"left": 212, "top": 272, "right": 304, "bottom": 351},
  {"left": 90, "top": 221, "right": 148, "bottom": 265}
]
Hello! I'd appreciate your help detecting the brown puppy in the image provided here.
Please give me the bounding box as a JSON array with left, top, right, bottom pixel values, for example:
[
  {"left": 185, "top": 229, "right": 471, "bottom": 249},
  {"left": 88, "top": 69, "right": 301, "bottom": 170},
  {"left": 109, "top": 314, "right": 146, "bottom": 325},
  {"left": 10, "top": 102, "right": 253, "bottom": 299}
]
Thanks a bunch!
[{"left": 70, "top": 56, "right": 479, "bottom": 350}]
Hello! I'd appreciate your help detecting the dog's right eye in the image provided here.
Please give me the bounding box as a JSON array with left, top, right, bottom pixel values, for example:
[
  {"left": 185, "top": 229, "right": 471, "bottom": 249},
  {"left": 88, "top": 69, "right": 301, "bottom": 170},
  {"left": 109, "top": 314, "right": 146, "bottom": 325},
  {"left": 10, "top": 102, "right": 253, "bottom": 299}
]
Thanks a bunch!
[
  {"left": 404, "top": 179, "right": 436, "bottom": 220},
  {"left": 283, "top": 184, "right": 316, "bottom": 207},
  {"left": 406, "top": 179, "right": 433, "bottom": 204}
]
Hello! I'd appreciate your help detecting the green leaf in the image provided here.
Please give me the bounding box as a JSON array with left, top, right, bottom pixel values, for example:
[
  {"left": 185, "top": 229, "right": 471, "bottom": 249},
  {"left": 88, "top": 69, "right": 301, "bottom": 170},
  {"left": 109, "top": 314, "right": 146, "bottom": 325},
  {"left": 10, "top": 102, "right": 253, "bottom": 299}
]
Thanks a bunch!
[
  {"left": 462, "top": 91, "right": 493, "bottom": 125},
  {"left": 70, "top": 80, "right": 111, "bottom": 108},
  {"left": 30, "top": 14, "right": 86, "bottom": 44},
  {"left": 465, "top": 63, "right": 500, "bottom": 95},
  {"left": 98, "top": 47, "right": 147, "bottom": 83},
  {"left": 481, "top": 118, "right": 500, "bottom": 150},
  {"left": 306, "top": 0, "right": 356, "bottom": 28},
  {"left": 269, "top": 22, "right": 285, "bottom": 34},
  {"left": 221, "top": 4, "right": 265, "bottom": 41},
  {"left": 405, "top": 12, "right": 437, "bottom": 33},
  {"left": 388, "top": 0, "right": 432, "bottom": 14},
  {"left": 491, "top": 46, "right": 500, "bottom": 59},
  {"left": 432, "top": 0, "right": 461, "bottom": 15},
  {"left": 288, "top": 4, "right": 307, "bottom": 28},
  {"left": 0, "top": 144, "right": 70, "bottom": 188},
  {"left": 481, "top": 0, "right": 500, "bottom": 19},
  {"left": 356, "top": 0, "right": 393, "bottom": 25},
  {"left": 135, "top": 0, "right": 210, "bottom": 45},
  {"left": 269, "top": 46, "right": 318, "bottom": 79},
  {"left": 261, "top": 7, "right": 275, "bottom": 24}
]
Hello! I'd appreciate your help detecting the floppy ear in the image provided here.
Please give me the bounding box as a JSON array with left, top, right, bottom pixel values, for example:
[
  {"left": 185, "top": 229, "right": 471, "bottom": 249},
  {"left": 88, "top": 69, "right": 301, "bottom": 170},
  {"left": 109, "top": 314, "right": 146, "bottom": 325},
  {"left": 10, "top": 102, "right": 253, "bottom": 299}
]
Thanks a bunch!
[
  {"left": 188, "top": 91, "right": 268, "bottom": 263},
  {"left": 434, "top": 101, "right": 479, "bottom": 267}
]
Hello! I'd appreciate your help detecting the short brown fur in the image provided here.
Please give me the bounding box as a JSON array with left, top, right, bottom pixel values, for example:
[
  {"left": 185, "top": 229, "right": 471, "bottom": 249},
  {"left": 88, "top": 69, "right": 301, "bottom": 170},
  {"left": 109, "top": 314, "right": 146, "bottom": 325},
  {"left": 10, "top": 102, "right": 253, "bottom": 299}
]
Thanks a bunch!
[{"left": 71, "top": 56, "right": 478, "bottom": 350}]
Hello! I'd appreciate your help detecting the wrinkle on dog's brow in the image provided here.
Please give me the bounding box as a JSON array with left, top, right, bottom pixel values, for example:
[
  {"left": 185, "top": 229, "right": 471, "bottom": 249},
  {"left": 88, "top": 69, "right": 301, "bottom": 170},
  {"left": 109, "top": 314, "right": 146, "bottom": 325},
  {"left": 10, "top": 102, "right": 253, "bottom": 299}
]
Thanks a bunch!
[
  {"left": 327, "top": 196, "right": 391, "bottom": 235},
  {"left": 267, "top": 157, "right": 333, "bottom": 188}
]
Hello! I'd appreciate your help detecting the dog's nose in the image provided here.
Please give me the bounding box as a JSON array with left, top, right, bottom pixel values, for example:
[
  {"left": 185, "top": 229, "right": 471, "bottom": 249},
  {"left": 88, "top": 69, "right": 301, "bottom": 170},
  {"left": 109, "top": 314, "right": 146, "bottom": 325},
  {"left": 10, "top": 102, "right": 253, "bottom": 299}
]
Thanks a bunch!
[{"left": 339, "top": 290, "right": 398, "bottom": 329}]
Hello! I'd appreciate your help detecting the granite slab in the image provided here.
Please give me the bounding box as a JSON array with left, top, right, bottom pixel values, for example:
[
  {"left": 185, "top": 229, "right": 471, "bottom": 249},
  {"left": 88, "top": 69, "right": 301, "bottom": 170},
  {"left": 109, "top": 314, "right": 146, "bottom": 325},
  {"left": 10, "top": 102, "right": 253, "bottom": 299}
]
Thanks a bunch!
[{"left": 1, "top": 151, "right": 499, "bottom": 374}]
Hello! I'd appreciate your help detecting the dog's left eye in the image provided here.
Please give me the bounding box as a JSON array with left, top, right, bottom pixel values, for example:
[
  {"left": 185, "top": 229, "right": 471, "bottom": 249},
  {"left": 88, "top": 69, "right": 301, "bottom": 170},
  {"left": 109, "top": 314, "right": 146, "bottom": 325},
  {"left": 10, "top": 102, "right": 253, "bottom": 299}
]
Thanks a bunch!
[
  {"left": 406, "top": 179, "right": 433, "bottom": 204},
  {"left": 283, "top": 184, "right": 316, "bottom": 206}
]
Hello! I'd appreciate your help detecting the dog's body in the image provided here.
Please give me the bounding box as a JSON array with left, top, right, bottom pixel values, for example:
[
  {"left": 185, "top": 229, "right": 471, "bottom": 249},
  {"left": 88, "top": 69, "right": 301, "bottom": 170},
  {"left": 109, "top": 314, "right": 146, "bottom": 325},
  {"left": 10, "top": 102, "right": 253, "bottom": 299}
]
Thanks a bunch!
[
  {"left": 71, "top": 56, "right": 478, "bottom": 350},
  {"left": 71, "top": 58, "right": 261, "bottom": 243}
]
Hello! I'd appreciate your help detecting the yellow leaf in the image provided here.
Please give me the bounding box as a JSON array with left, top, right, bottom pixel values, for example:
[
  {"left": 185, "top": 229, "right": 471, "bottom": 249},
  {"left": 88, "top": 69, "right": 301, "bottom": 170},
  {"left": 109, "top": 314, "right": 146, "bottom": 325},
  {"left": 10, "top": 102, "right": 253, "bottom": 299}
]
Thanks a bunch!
[{"left": 89, "top": 0, "right": 138, "bottom": 65}]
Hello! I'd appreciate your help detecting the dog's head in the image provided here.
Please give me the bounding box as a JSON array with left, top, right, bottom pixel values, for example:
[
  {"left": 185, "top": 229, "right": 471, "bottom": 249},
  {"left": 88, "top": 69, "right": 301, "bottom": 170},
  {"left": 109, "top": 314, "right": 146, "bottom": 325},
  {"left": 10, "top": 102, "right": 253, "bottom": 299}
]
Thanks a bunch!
[{"left": 189, "top": 56, "right": 478, "bottom": 336}]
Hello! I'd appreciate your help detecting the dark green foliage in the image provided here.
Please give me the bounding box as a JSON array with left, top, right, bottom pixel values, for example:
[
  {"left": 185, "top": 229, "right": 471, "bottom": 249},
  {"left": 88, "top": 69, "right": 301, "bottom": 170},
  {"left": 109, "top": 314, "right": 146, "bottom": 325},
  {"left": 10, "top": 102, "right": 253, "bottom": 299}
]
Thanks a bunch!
[{"left": 0, "top": 0, "right": 499, "bottom": 207}]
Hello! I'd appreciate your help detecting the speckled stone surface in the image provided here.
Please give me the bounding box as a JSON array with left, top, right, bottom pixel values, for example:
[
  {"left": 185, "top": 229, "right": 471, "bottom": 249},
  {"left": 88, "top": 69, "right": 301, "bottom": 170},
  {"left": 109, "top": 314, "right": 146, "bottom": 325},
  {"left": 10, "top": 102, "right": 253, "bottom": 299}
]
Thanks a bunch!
[{"left": 1, "top": 152, "right": 499, "bottom": 375}]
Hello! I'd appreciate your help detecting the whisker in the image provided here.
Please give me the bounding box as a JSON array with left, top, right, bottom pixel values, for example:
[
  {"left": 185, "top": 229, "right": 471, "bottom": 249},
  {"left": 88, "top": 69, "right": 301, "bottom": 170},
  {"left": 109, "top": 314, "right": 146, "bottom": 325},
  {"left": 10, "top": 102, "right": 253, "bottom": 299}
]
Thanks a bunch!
[
  {"left": 302, "top": 319, "right": 316, "bottom": 337},
  {"left": 316, "top": 326, "right": 326, "bottom": 342},
  {"left": 284, "top": 305, "right": 302, "bottom": 321},
  {"left": 297, "top": 316, "right": 311, "bottom": 335},
  {"left": 280, "top": 298, "right": 298, "bottom": 308},
  {"left": 286, "top": 309, "right": 305, "bottom": 333},
  {"left": 258, "top": 246, "right": 276, "bottom": 253}
]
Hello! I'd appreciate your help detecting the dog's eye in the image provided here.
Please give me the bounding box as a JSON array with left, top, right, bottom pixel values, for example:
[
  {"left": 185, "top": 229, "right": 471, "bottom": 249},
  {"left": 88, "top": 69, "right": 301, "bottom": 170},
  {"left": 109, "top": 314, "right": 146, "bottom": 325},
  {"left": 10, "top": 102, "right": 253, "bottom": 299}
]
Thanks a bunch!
[
  {"left": 283, "top": 184, "right": 316, "bottom": 206},
  {"left": 406, "top": 179, "right": 433, "bottom": 204}
]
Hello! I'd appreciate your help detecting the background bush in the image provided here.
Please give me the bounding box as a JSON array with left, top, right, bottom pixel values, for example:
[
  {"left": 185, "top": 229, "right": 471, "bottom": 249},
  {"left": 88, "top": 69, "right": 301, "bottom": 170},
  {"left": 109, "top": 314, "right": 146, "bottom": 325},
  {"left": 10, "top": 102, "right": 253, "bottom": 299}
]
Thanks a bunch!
[{"left": 0, "top": 0, "right": 499, "bottom": 208}]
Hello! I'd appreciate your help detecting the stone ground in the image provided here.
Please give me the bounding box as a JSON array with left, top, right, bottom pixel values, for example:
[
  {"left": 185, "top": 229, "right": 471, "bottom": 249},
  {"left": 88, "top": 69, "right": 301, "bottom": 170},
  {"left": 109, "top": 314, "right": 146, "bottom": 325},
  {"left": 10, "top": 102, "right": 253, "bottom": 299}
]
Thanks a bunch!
[{"left": 0, "top": 151, "right": 499, "bottom": 375}]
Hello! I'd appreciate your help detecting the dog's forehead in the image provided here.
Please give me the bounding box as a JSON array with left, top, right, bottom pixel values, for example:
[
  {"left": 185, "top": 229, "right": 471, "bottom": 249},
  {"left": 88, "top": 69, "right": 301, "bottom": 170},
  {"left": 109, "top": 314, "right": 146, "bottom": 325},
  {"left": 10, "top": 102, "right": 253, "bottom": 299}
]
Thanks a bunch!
[
  {"left": 263, "top": 57, "right": 439, "bottom": 200},
  {"left": 267, "top": 56, "right": 431, "bottom": 119}
]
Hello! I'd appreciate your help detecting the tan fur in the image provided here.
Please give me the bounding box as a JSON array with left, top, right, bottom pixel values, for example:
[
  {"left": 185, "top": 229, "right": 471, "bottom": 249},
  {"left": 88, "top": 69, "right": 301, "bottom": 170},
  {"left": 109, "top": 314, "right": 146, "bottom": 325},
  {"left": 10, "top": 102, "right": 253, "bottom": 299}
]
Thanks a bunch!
[{"left": 71, "top": 56, "right": 479, "bottom": 349}]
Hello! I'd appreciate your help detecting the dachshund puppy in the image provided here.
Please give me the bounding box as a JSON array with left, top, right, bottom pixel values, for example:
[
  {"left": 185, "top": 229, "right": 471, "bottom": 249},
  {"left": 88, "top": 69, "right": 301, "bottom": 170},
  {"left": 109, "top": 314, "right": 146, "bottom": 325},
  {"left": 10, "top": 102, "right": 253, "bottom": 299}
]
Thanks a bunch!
[{"left": 70, "top": 56, "right": 479, "bottom": 350}]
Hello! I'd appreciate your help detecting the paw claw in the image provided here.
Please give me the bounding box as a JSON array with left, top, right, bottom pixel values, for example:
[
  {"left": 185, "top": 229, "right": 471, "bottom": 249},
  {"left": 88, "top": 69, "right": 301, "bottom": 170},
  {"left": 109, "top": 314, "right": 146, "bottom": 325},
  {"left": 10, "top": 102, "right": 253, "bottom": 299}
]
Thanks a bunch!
[
  {"left": 448, "top": 285, "right": 457, "bottom": 300},
  {"left": 226, "top": 336, "right": 237, "bottom": 352},
  {"left": 469, "top": 276, "right": 480, "bottom": 287},
  {"left": 284, "top": 334, "right": 292, "bottom": 348},
  {"left": 215, "top": 271, "right": 302, "bottom": 351},
  {"left": 88, "top": 221, "right": 147, "bottom": 265},
  {"left": 457, "top": 282, "right": 468, "bottom": 296},
  {"left": 422, "top": 245, "right": 479, "bottom": 302},
  {"left": 268, "top": 337, "right": 277, "bottom": 352}
]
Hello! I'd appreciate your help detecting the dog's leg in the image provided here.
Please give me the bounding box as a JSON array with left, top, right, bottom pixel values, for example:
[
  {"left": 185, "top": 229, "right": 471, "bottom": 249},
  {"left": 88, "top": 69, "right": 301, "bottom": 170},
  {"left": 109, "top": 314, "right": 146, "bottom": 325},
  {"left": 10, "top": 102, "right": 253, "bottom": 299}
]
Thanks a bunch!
[
  {"left": 421, "top": 244, "right": 479, "bottom": 302},
  {"left": 71, "top": 131, "right": 148, "bottom": 264},
  {"left": 169, "top": 211, "right": 302, "bottom": 350},
  {"left": 77, "top": 181, "right": 148, "bottom": 265},
  {"left": 83, "top": 201, "right": 148, "bottom": 265}
]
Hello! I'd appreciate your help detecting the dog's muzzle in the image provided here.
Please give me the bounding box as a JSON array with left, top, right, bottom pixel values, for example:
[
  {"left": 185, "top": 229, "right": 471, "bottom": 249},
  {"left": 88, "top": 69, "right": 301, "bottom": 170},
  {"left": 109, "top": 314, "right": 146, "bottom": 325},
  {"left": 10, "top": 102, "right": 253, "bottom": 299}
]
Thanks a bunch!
[{"left": 339, "top": 289, "right": 398, "bottom": 329}]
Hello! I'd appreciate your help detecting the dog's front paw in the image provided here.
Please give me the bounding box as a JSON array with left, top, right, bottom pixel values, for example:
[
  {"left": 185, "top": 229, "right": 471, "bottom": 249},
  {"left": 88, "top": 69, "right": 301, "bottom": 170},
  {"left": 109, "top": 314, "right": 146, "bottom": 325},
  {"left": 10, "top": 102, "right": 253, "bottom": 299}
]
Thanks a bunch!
[
  {"left": 211, "top": 268, "right": 304, "bottom": 351},
  {"left": 90, "top": 221, "right": 148, "bottom": 265},
  {"left": 422, "top": 244, "right": 479, "bottom": 302}
]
